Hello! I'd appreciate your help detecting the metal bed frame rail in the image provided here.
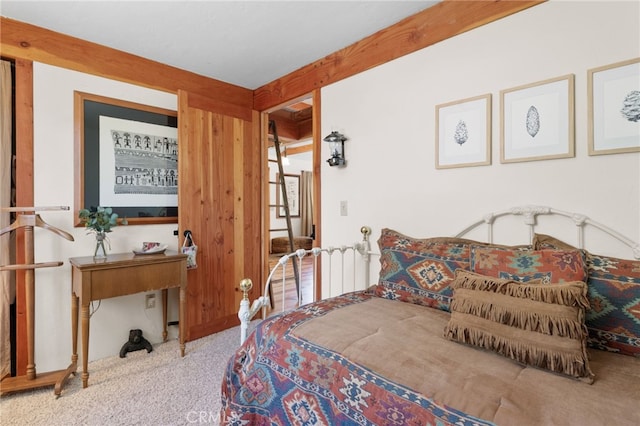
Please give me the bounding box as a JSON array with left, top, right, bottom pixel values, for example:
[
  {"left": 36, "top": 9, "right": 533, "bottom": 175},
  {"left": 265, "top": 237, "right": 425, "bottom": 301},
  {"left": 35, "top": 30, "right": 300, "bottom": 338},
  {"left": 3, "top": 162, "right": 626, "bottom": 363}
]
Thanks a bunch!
[{"left": 238, "top": 226, "right": 375, "bottom": 344}]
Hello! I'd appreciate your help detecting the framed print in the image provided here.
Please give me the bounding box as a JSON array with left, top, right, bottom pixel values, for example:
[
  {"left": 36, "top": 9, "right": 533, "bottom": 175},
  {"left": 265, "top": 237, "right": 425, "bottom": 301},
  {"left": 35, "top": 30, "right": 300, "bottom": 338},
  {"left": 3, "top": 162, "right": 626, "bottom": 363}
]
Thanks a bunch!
[
  {"left": 74, "top": 91, "right": 178, "bottom": 226},
  {"left": 436, "top": 94, "right": 491, "bottom": 169},
  {"left": 276, "top": 173, "right": 300, "bottom": 218},
  {"left": 588, "top": 57, "right": 640, "bottom": 155},
  {"left": 500, "top": 74, "right": 575, "bottom": 163}
]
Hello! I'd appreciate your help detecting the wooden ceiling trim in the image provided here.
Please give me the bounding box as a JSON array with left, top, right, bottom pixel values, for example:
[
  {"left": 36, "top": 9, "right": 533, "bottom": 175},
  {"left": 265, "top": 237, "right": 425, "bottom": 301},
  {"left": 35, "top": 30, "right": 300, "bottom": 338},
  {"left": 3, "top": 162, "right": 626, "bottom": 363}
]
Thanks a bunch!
[
  {"left": 286, "top": 144, "right": 312, "bottom": 155},
  {"left": 185, "top": 90, "right": 253, "bottom": 122},
  {"left": 0, "top": 17, "right": 253, "bottom": 107},
  {"left": 297, "top": 118, "right": 313, "bottom": 141},
  {"left": 286, "top": 102, "right": 312, "bottom": 112},
  {"left": 253, "top": 0, "right": 545, "bottom": 111},
  {"left": 268, "top": 111, "right": 313, "bottom": 142},
  {"left": 268, "top": 115, "right": 299, "bottom": 140}
]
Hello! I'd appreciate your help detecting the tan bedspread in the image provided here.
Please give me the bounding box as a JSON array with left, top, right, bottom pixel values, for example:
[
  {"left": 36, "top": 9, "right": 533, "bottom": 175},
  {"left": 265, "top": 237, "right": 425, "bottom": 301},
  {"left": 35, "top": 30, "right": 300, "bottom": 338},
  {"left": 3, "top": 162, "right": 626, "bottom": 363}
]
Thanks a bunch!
[{"left": 292, "top": 297, "right": 640, "bottom": 426}]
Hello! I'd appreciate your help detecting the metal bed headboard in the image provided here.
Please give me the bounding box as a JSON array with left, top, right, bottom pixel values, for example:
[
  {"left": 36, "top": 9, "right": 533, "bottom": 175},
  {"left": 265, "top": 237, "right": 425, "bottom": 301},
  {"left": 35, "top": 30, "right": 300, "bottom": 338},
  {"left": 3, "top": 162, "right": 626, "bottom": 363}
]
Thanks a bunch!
[{"left": 455, "top": 205, "right": 640, "bottom": 260}]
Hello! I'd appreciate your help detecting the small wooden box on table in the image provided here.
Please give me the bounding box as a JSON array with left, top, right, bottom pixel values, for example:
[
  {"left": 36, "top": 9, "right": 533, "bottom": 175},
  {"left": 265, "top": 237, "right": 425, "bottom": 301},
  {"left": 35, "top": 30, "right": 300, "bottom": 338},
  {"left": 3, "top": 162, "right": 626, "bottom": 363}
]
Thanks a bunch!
[{"left": 69, "top": 251, "right": 187, "bottom": 389}]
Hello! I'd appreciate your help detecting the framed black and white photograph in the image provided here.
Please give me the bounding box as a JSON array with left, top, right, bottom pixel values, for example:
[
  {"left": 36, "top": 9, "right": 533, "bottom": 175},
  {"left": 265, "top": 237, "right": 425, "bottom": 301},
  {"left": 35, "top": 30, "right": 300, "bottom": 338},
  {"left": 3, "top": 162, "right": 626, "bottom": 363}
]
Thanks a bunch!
[
  {"left": 500, "top": 74, "right": 574, "bottom": 163},
  {"left": 74, "top": 91, "right": 178, "bottom": 226},
  {"left": 276, "top": 173, "right": 300, "bottom": 218},
  {"left": 435, "top": 94, "right": 491, "bottom": 169},
  {"left": 588, "top": 57, "right": 640, "bottom": 155}
]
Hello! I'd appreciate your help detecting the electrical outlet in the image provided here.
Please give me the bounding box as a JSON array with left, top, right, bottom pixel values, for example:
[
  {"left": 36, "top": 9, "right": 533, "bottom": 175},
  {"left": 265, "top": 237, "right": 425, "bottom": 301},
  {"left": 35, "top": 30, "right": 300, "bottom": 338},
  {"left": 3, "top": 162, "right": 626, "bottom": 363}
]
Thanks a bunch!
[{"left": 145, "top": 293, "right": 156, "bottom": 309}]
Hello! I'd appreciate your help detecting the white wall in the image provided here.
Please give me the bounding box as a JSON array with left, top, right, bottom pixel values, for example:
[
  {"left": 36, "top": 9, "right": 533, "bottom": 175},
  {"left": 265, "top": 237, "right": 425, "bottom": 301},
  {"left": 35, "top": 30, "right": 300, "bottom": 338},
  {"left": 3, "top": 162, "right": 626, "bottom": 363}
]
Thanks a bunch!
[
  {"left": 32, "top": 63, "right": 179, "bottom": 371},
  {"left": 321, "top": 1, "right": 640, "bottom": 296}
]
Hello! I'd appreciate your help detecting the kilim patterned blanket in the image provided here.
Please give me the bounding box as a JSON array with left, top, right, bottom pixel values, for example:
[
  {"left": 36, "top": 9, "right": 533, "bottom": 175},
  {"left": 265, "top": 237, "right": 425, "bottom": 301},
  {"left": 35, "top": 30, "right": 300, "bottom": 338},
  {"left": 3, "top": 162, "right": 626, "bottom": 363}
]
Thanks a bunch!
[{"left": 221, "top": 291, "right": 493, "bottom": 426}]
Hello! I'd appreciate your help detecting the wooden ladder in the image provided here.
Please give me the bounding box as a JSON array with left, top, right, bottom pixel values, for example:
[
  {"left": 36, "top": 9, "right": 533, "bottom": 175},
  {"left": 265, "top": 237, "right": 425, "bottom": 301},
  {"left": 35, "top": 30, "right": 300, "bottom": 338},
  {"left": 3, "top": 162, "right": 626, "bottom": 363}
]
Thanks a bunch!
[{"left": 268, "top": 120, "right": 301, "bottom": 298}]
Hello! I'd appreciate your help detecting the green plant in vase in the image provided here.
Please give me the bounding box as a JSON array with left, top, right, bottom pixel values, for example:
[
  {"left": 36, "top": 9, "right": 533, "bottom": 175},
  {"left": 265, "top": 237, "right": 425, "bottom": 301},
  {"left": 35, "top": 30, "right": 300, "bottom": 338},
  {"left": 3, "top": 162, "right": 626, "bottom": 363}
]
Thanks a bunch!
[{"left": 78, "top": 206, "right": 119, "bottom": 258}]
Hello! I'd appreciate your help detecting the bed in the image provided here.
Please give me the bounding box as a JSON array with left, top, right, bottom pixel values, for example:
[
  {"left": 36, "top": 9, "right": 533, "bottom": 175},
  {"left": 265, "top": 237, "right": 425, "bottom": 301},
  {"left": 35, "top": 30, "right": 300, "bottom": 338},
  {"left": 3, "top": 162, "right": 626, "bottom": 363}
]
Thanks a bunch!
[{"left": 221, "top": 206, "right": 640, "bottom": 425}]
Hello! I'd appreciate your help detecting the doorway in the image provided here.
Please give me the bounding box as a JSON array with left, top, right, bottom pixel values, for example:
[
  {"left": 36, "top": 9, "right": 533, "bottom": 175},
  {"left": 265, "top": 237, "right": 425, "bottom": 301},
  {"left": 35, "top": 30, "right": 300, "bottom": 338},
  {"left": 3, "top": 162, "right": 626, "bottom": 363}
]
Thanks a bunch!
[{"left": 263, "top": 91, "right": 321, "bottom": 307}]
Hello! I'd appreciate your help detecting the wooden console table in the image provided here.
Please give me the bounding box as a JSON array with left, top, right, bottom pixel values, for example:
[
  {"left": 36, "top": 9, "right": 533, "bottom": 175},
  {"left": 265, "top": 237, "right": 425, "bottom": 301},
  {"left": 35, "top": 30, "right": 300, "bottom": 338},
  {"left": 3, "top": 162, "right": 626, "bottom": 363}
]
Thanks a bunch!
[{"left": 69, "top": 251, "right": 187, "bottom": 388}]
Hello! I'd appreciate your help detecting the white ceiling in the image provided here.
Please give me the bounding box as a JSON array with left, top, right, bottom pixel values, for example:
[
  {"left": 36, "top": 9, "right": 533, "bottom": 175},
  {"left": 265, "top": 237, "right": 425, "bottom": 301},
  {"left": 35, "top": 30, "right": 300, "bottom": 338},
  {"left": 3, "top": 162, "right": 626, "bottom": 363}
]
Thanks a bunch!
[{"left": 1, "top": 0, "right": 438, "bottom": 89}]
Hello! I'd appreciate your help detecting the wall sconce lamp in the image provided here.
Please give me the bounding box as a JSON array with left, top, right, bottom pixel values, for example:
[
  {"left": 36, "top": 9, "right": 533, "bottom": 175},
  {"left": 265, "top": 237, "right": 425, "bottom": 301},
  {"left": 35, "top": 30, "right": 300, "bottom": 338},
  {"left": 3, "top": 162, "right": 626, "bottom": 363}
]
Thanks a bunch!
[{"left": 323, "top": 131, "right": 347, "bottom": 167}]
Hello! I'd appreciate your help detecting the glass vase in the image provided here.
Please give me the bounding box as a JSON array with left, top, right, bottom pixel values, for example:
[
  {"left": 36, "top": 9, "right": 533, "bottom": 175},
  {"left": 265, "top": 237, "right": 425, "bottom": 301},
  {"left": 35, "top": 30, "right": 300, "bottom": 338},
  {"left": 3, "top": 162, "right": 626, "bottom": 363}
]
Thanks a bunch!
[{"left": 94, "top": 232, "right": 108, "bottom": 259}]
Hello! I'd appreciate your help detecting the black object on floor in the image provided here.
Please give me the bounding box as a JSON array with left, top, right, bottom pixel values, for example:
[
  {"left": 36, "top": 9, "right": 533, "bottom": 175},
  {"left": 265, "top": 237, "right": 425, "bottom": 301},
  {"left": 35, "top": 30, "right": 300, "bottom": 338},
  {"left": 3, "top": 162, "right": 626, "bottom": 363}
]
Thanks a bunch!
[{"left": 119, "top": 329, "right": 153, "bottom": 358}]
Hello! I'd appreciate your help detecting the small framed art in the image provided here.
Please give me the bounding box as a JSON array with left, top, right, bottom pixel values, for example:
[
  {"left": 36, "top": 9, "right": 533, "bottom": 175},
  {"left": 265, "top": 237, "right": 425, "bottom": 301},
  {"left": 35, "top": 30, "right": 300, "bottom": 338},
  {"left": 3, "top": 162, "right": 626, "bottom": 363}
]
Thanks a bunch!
[
  {"left": 588, "top": 57, "right": 640, "bottom": 155},
  {"left": 500, "top": 74, "right": 574, "bottom": 163},
  {"left": 276, "top": 173, "right": 300, "bottom": 218},
  {"left": 435, "top": 94, "right": 491, "bottom": 169}
]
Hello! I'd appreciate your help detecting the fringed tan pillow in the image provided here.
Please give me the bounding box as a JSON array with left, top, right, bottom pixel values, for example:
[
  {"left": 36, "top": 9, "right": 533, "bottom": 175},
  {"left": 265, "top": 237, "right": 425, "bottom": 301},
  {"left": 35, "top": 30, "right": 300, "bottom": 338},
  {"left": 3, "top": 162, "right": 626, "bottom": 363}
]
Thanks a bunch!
[{"left": 444, "top": 270, "right": 594, "bottom": 383}]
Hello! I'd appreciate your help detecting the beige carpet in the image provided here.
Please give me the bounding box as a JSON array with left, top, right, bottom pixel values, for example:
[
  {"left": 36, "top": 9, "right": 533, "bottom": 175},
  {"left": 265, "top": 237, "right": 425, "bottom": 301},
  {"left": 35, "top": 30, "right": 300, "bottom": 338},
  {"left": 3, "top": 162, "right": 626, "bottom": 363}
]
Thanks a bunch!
[{"left": 0, "top": 322, "right": 256, "bottom": 425}]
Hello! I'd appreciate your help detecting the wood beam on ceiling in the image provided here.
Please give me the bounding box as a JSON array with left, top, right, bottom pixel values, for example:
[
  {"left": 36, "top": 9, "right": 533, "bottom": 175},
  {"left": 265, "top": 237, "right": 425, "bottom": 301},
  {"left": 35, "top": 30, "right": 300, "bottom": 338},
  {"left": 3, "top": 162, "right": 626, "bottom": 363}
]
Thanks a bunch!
[
  {"left": 296, "top": 118, "right": 312, "bottom": 141},
  {"left": 268, "top": 114, "right": 299, "bottom": 141},
  {"left": 268, "top": 107, "right": 313, "bottom": 141},
  {"left": 0, "top": 17, "right": 253, "bottom": 108},
  {"left": 266, "top": 139, "right": 312, "bottom": 154},
  {"left": 253, "top": 0, "right": 545, "bottom": 111},
  {"left": 286, "top": 101, "right": 312, "bottom": 112},
  {"left": 286, "top": 144, "right": 312, "bottom": 155}
]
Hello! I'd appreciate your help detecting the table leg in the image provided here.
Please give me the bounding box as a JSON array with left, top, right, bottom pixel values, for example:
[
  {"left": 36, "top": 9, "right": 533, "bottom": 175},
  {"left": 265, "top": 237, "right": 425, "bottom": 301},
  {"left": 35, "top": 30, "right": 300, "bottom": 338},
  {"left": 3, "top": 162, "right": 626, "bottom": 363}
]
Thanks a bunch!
[
  {"left": 162, "top": 289, "right": 168, "bottom": 342},
  {"left": 70, "top": 293, "right": 78, "bottom": 368},
  {"left": 179, "top": 283, "right": 186, "bottom": 357},
  {"left": 81, "top": 303, "right": 90, "bottom": 388}
]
